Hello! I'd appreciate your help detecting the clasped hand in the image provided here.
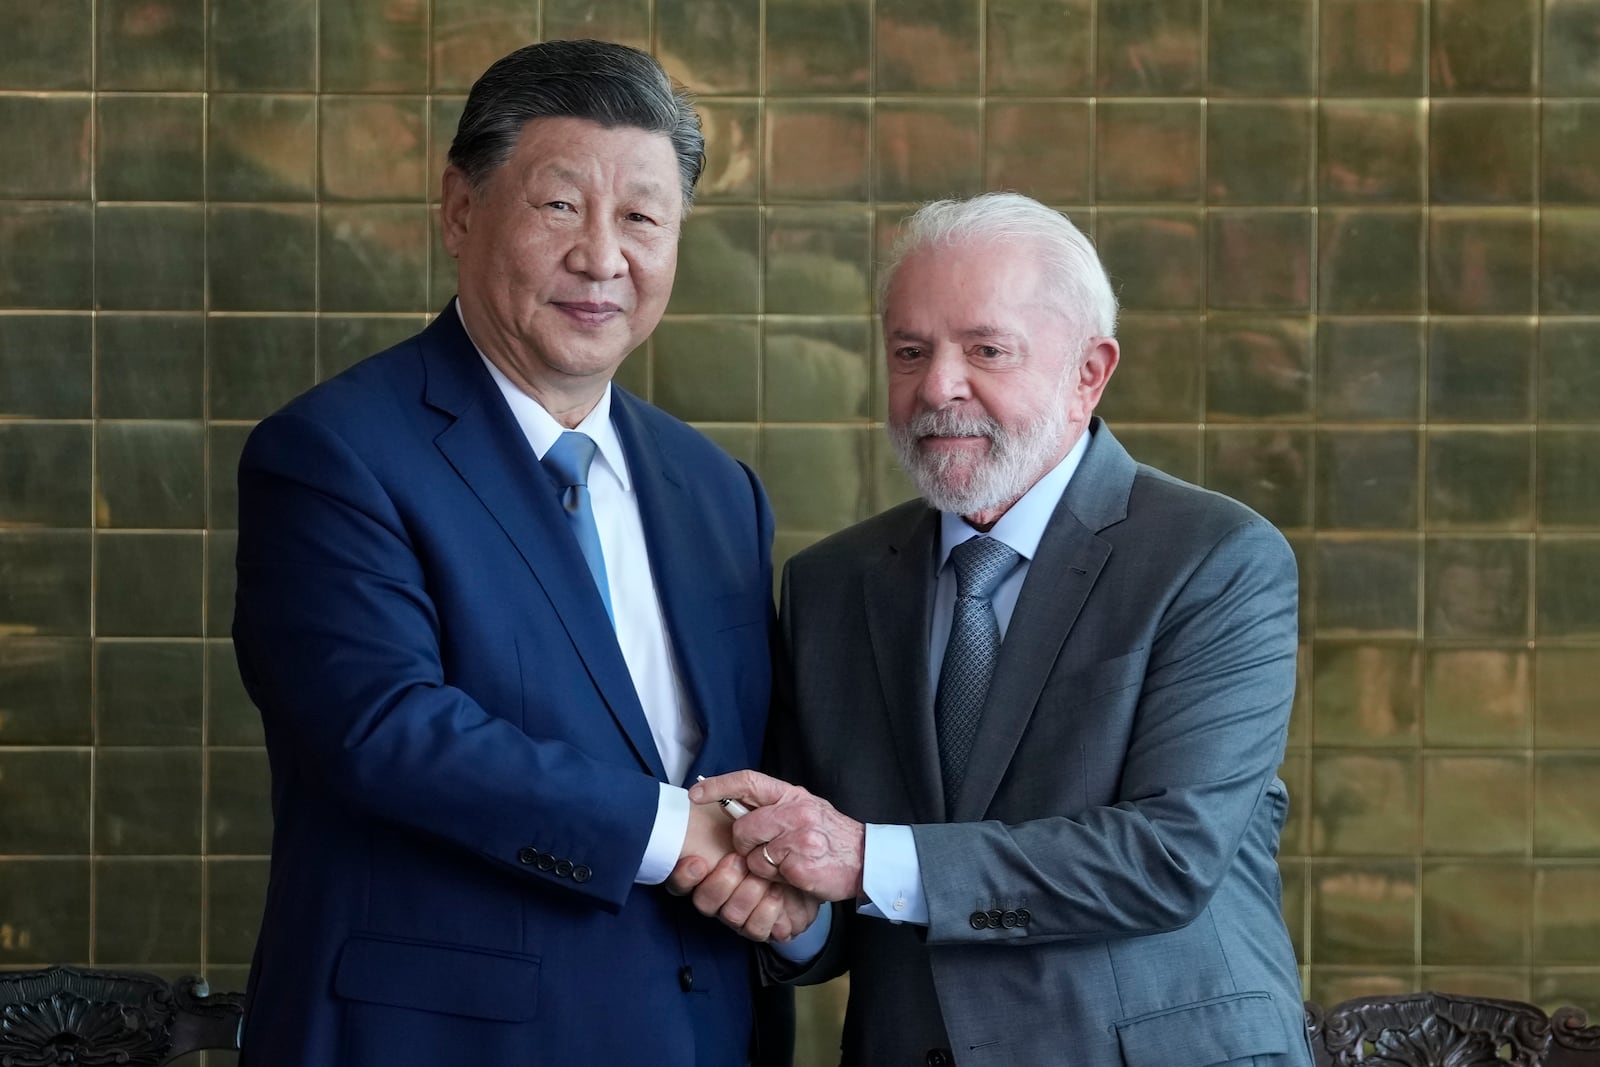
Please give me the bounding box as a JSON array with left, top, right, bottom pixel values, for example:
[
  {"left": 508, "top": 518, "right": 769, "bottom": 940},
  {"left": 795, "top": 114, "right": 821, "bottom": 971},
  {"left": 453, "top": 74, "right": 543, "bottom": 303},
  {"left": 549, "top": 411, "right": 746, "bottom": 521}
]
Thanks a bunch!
[{"left": 667, "top": 771, "right": 865, "bottom": 945}]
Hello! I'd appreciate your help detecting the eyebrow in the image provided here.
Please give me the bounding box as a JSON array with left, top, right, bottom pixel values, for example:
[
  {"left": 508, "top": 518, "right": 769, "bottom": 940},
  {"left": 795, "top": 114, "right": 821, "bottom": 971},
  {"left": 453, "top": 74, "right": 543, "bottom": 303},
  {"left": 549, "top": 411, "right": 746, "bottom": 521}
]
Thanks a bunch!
[{"left": 546, "top": 166, "right": 670, "bottom": 201}]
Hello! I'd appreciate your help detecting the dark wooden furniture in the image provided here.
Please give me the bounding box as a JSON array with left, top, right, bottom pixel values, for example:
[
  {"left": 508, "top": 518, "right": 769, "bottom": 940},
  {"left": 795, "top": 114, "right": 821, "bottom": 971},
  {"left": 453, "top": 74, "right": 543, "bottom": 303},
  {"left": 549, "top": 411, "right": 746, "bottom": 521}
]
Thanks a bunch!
[
  {"left": 1305, "top": 992, "right": 1600, "bottom": 1066},
  {"left": 0, "top": 966, "right": 242, "bottom": 1066}
]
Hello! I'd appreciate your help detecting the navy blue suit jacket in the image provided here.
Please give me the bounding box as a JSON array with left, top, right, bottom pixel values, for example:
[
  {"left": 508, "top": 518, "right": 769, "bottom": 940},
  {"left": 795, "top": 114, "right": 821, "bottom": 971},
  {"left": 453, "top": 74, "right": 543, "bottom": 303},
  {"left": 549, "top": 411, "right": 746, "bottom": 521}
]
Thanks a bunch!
[{"left": 232, "top": 307, "right": 777, "bottom": 1066}]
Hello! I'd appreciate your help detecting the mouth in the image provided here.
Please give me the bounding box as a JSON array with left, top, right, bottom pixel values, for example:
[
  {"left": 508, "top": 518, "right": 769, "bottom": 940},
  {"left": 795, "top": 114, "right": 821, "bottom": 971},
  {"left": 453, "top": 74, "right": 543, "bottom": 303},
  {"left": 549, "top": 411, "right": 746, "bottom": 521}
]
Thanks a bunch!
[
  {"left": 553, "top": 301, "right": 624, "bottom": 325},
  {"left": 918, "top": 434, "right": 989, "bottom": 452}
]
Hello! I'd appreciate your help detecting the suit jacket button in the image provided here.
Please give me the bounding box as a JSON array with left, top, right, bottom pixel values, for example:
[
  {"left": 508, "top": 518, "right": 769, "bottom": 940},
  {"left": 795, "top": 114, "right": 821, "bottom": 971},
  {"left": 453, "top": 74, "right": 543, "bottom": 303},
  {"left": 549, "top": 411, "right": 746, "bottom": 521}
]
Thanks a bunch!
[
  {"left": 926, "top": 1050, "right": 953, "bottom": 1066},
  {"left": 554, "top": 858, "right": 574, "bottom": 878},
  {"left": 986, "top": 909, "right": 1004, "bottom": 929},
  {"left": 1001, "top": 910, "right": 1018, "bottom": 928},
  {"left": 678, "top": 966, "right": 694, "bottom": 992},
  {"left": 1016, "top": 908, "right": 1031, "bottom": 927},
  {"left": 969, "top": 912, "right": 988, "bottom": 930},
  {"left": 517, "top": 847, "right": 537, "bottom": 865},
  {"left": 572, "top": 864, "right": 592, "bottom": 883},
  {"left": 535, "top": 852, "right": 556, "bottom": 872}
]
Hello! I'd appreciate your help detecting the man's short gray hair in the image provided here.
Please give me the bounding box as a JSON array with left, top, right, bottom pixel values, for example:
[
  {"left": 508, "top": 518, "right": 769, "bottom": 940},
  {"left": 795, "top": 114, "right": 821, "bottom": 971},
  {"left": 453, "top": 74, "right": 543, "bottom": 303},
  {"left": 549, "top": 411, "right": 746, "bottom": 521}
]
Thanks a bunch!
[
  {"left": 879, "top": 193, "right": 1119, "bottom": 339},
  {"left": 448, "top": 39, "right": 705, "bottom": 210}
]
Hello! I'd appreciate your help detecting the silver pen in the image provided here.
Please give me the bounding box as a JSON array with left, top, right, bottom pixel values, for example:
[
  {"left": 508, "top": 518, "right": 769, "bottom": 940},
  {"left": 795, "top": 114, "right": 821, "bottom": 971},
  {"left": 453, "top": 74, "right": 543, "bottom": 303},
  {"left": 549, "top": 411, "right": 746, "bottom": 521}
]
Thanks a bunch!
[{"left": 695, "top": 775, "right": 752, "bottom": 818}]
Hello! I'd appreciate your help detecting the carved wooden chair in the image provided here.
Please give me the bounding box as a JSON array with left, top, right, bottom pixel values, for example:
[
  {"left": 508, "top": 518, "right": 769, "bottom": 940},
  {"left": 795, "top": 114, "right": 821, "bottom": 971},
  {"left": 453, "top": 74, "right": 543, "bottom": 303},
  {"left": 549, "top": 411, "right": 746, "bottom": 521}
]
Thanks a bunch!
[
  {"left": 0, "top": 966, "right": 242, "bottom": 1066},
  {"left": 1305, "top": 992, "right": 1600, "bottom": 1066}
]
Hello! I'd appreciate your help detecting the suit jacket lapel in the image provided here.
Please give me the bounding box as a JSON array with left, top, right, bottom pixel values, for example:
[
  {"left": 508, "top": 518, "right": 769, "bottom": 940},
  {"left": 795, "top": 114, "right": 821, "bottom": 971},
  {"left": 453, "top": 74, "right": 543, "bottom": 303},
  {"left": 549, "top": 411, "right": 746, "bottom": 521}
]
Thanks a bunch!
[
  {"left": 952, "top": 420, "right": 1137, "bottom": 821},
  {"left": 863, "top": 507, "right": 944, "bottom": 824},
  {"left": 420, "top": 310, "right": 668, "bottom": 781}
]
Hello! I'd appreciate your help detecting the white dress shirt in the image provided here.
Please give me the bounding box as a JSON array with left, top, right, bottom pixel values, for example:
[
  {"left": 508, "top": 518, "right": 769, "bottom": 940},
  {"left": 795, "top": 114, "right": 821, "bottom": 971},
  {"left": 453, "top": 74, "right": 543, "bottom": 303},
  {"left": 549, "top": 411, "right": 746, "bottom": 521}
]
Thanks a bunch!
[{"left": 463, "top": 304, "right": 696, "bottom": 885}]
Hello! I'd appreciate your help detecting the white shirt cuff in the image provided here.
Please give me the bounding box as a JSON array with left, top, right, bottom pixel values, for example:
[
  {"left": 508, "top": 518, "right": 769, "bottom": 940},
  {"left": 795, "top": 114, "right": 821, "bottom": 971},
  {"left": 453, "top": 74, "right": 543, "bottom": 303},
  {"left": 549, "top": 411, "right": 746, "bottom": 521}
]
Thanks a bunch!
[
  {"left": 768, "top": 900, "right": 832, "bottom": 962},
  {"left": 635, "top": 782, "right": 690, "bottom": 885},
  {"left": 857, "top": 823, "right": 928, "bottom": 925}
]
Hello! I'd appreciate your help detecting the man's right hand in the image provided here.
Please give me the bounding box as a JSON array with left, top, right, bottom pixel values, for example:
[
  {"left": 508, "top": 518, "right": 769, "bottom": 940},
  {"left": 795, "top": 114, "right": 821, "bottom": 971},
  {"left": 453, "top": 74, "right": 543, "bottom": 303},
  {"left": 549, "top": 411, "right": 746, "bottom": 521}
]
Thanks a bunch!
[{"left": 667, "top": 802, "right": 819, "bottom": 943}]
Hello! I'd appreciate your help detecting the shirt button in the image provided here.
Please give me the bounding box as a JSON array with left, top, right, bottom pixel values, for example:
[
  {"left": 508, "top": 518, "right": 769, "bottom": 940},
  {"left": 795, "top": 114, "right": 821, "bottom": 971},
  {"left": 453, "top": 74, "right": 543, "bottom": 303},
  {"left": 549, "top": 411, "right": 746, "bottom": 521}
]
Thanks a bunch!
[{"left": 892, "top": 897, "right": 906, "bottom": 912}]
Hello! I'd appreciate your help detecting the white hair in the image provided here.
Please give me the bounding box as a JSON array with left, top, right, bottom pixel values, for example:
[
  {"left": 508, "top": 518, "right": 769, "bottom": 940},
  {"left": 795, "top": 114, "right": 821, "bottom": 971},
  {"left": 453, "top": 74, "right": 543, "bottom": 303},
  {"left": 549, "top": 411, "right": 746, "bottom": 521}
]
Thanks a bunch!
[{"left": 878, "top": 192, "right": 1119, "bottom": 339}]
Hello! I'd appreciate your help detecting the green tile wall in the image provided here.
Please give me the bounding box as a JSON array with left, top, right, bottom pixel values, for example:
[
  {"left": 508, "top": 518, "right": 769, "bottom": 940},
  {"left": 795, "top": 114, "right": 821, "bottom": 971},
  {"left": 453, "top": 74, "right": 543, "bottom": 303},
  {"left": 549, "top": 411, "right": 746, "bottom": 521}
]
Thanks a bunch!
[{"left": 3, "top": 0, "right": 1600, "bottom": 1060}]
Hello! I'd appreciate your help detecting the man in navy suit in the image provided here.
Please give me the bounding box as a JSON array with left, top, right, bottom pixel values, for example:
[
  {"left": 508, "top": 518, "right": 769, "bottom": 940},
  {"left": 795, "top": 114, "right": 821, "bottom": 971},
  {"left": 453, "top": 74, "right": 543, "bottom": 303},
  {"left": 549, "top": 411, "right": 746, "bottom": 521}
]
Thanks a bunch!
[{"left": 231, "top": 39, "right": 806, "bottom": 1066}]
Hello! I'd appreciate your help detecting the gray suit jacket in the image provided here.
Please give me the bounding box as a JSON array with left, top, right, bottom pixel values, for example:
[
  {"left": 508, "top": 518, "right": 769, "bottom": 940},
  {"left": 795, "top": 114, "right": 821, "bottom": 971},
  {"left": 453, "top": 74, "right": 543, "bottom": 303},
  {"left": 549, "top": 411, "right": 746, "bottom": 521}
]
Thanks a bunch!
[{"left": 768, "top": 420, "right": 1313, "bottom": 1067}]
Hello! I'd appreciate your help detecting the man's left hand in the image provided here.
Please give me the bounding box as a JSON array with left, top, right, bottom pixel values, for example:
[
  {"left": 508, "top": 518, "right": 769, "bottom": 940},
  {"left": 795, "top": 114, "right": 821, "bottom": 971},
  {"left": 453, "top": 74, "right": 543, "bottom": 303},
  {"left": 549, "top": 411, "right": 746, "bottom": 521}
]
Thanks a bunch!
[{"left": 689, "top": 770, "right": 866, "bottom": 902}]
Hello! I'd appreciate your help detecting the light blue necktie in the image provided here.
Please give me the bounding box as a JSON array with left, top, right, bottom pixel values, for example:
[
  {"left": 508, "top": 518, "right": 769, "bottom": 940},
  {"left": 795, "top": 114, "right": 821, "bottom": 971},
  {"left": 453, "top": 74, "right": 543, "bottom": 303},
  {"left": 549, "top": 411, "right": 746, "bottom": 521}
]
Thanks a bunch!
[
  {"left": 934, "top": 536, "right": 1021, "bottom": 813},
  {"left": 541, "top": 431, "right": 614, "bottom": 625}
]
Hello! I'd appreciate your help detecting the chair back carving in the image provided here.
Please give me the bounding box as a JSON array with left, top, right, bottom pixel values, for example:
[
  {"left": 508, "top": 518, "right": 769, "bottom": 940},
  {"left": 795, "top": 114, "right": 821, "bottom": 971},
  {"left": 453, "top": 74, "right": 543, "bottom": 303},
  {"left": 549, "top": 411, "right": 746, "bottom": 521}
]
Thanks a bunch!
[
  {"left": 0, "top": 966, "right": 242, "bottom": 1067},
  {"left": 1305, "top": 992, "right": 1600, "bottom": 1067}
]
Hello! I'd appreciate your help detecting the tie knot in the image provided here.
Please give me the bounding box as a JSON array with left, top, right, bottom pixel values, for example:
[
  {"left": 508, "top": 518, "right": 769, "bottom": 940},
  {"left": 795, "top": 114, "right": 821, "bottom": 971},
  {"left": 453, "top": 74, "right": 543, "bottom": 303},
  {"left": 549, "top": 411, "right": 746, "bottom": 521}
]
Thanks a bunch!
[
  {"left": 949, "top": 536, "right": 1020, "bottom": 602},
  {"left": 542, "top": 431, "right": 598, "bottom": 490}
]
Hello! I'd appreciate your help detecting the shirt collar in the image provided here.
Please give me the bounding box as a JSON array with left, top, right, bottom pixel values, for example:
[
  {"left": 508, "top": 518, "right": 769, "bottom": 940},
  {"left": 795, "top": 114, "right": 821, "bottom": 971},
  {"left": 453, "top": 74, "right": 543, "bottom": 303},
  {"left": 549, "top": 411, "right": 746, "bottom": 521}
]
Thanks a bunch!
[
  {"left": 937, "top": 428, "right": 1091, "bottom": 572},
  {"left": 456, "top": 299, "right": 632, "bottom": 492}
]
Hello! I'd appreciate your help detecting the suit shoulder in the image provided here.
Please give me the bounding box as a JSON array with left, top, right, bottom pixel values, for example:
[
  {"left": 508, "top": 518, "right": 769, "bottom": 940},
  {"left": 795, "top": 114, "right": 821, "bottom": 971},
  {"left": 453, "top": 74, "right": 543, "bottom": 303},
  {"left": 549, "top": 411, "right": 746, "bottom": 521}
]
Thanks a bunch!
[
  {"left": 266, "top": 331, "right": 426, "bottom": 431},
  {"left": 1127, "top": 463, "right": 1291, "bottom": 555},
  {"left": 616, "top": 390, "right": 753, "bottom": 479},
  {"left": 789, "top": 498, "right": 926, "bottom": 571}
]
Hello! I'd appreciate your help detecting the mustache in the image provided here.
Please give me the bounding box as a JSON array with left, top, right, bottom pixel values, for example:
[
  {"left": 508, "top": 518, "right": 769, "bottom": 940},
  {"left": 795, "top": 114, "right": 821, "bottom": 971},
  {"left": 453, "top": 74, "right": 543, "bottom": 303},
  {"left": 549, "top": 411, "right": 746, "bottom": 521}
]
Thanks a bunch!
[{"left": 900, "top": 406, "right": 1003, "bottom": 442}]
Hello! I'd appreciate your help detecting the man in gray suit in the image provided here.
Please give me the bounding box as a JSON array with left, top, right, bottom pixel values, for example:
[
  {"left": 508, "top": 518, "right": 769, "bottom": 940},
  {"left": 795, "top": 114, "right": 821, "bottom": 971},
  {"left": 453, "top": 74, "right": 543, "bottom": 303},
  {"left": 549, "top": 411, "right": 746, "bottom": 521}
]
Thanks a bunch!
[{"left": 684, "top": 193, "right": 1313, "bottom": 1066}]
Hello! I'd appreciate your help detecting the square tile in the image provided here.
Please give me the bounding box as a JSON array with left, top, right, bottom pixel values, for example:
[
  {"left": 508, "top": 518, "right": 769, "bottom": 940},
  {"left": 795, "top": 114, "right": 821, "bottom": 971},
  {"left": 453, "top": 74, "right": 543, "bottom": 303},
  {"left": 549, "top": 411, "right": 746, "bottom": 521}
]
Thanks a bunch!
[
  {"left": 314, "top": 317, "right": 422, "bottom": 381},
  {"left": 0, "top": 751, "right": 90, "bottom": 854},
  {"left": 1319, "top": 101, "right": 1425, "bottom": 204},
  {"left": 96, "top": 314, "right": 203, "bottom": 419},
  {"left": 1431, "top": 0, "right": 1537, "bottom": 92},
  {"left": 96, "top": 0, "right": 203, "bottom": 89},
  {"left": 1095, "top": 101, "right": 1203, "bottom": 203},
  {"left": 0, "top": 532, "right": 91, "bottom": 636},
  {"left": 763, "top": 317, "right": 872, "bottom": 421},
  {"left": 1422, "top": 646, "right": 1530, "bottom": 746},
  {"left": 1427, "top": 319, "right": 1535, "bottom": 421},
  {"left": 320, "top": 0, "right": 425, "bottom": 92},
  {"left": 209, "top": 0, "right": 315, "bottom": 90},
  {"left": 985, "top": 0, "right": 1091, "bottom": 94},
  {"left": 1114, "top": 427, "right": 1202, "bottom": 484},
  {"left": 96, "top": 640, "right": 203, "bottom": 745},
  {"left": 541, "top": 0, "right": 650, "bottom": 51},
  {"left": 1095, "top": 314, "right": 1202, "bottom": 422},
  {"left": 0, "top": 860, "right": 89, "bottom": 963},
  {"left": 1096, "top": 0, "right": 1202, "bottom": 94},
  {"left": 0, "top": 0, "right": 91, "bottom": 88},
  {"left": 1533, "top": 968, "right": 1600, "bottom": 1010},
  {"left": 1311, "top": 641, "right": 1420, "bottom": 745},
  {"left": 96, "top": 94, "right": 202, "bottom": 202},
  {"left": 319, "top": 205, "right": 429, "bottom": 312},
  {"left": 763, "top": 206, "right": 872, "bottom": 315},
  {"left": 319, "top": 97, "right": 427, "bottom": 202},
  {"left": 1425, "top": 537, "right": 1530, "bottom": 639},
  {"left": 1537, "top": 756, "right": 1600, "bottom": 856},
  {"left": 1207, "top": 212, "right": 1313, "bottom": 310},
  {"left": 1316, "top": 430, "right": 1420, "bottom": 530},
  {"left": 1308, "top": 968, "right": 1419, "bottom": 1004},
  {"left": 1319, "top": 209, "right": 1424, "bottom": 314},
  {"left": 984, "top": 102, "right": 1091, "bottom": 204},
  {"left": 1208, "top": 0, "right": 1313, "bottom": 94},
  {"left": 207, "top": 749, "right": 273, "bottom": 855},
  {"left": 1545, "top": 0, "right": 1600, "bottom": 94},
  {"left": 96, "top": 532, "right": 203, "bottom": 637},
  {"left": 0, "top": 203, "right": 93, "bottom": 309},
  {"left": 1544, "top": 102, "right": 1600, "bottom": 203},
  {"left": 207, "top": 96, "right": 317, "bottom": 202},
  {"left": 95, "top": 747, "right": 201, "bottom": 855},
  {"left": 766, "top": 101, "right": 870, "bottom": 202},
  {"left": 1536, "top": 538, "right": 1600, "bottom": 638},
  {"left": 0, "top": 315, "right": 92, "bottom": 418},
  {"left": 207, "top": 529, "right": 238, "bottom": 636},
  {"left": 1312, "top": 754, "right": 1420, "bottom": 857},
  {"left": 650, "top": 318, "right": 759, "bottom": 424},
  {"left": 657, "top": 0, "right": 761, "bottom": 94},
  {"left": 207, "top": 206, "right": 317, "bottom": 312},
  {"left": 666, "top": 207, "right": 761, "bottom": 314},
  {"left": 1430, "top": 101, "right": 1536, "bottom": 205},
  {"left": 696, "top": 100, "right": 760, "bottom": 204},
  {"left": 1535, "top": 865, "right": 1600, "bottom": 964},
  {"left": 1420, "top": 862, "right": 1530, "bottom": 962},
  {"left": 766, "top": 0, "right": 870, "bottom": 92},
  {"left": 875, "top": 0, "right": 979, "bottom": 92},
  {"left": 1316, "top": 319, "right": 1423, "bottom": 421},
  {"left": 1542, "top": 210, "right": 1600, "bottom": 313},
  {"left": 429, "top": 0, "right": 536, "bottom": 92},
  {"left": 1313, "top": 537, "right": 1419, "bottom": 635},
  {"left": 207, "top": 316, "right": 316, "bottom": 421},
  {"left": 1320, "top": 0, "right": 1426, "bottom": 96},
  {"left": 209, "top": 640, "right": 265, "bottom": 747},
  {"left": 873, "top": 102, "right": 981, "bottom": 203},
  {"left": 1205, "top": 316, "right": 1313, "bottom": 418},
  {"left": 696, "top": 426, "right": 758, "bottom": 469},
  {"left": 95, "top": 205, "right": 205, "bottom": 311},
  {"left": 94, "top": 858, "right": 201, "bottom": 964},
  {"left": 0, "top": 96, "right": 90, "bottom": 199},
  {"left": 1425, "top": 429, "right": 1533, "bottom": 529},
  {"left": 206, "top": 858, "right": 269, "bottom": 965},
  {"left": 1429, "top": 211, "right": 1535, "bottom": 314},
  {"left": 207, "top": 426, "right": 253, "bottom": 532},
  {"left": 96, "top": 421, "right": 204, "bottom": 530},
  {"left": 0, "top": 638, "right": 91, "bottom": 745},
  {"left": 1541, "top": 321, "right": 1600, "bottom": 422},
  {"left": 1095, "top": 210, "right": 1204, "bottom": 311},
  {"left": 1207, "top": 101, "right": 1313, "bottom": 206},
  {"left": 1537, "top": 647, "right": 1600, "bottom": 746},
  {"left": 1203, "top": 428, "right": 1312, "bottom": 529},
  {"left": 0, "top": 422, "right": 91, "bottom": 528},
  {"left": 1539, "top": 430, "right": 1600, "bottom": 527},
  {"left": 761, "top": 425, "right": 870, "bottom": 533}
]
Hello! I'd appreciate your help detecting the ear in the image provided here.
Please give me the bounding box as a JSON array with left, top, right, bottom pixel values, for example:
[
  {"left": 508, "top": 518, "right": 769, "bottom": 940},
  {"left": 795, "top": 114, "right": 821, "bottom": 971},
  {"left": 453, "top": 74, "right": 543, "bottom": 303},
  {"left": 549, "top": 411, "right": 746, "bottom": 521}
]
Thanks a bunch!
[
  {"left": 439, "top": 166, "right": 474, "bottom": 259},
  {"left": 1076, "top": 336, "right": 1119, "bottom": 408}
]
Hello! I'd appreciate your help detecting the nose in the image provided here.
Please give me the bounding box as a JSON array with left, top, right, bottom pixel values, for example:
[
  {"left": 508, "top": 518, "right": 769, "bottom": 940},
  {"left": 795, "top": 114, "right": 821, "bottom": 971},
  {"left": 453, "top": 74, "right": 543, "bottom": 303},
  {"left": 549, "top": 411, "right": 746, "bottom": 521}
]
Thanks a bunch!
[
  {"left": 566, "top": 214, "right": 627, "bottom": 279},
  {"left": 917, "top": 347, "right": 970, "bottom": 408}
]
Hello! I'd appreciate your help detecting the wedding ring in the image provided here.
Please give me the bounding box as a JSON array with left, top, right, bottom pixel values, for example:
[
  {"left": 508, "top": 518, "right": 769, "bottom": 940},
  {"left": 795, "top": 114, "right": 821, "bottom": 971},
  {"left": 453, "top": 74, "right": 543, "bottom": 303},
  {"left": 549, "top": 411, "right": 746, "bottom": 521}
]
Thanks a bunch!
[{"left": 761, "top": 844, "right": 777, "bottom": 869}]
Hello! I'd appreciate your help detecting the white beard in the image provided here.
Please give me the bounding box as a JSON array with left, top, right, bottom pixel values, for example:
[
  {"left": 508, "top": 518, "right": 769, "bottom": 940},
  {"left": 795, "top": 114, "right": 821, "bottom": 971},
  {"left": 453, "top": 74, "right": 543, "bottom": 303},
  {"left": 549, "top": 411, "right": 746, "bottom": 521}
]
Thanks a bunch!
[{"left": 888, "top": 400, "right": 1069, "bottom": 517}]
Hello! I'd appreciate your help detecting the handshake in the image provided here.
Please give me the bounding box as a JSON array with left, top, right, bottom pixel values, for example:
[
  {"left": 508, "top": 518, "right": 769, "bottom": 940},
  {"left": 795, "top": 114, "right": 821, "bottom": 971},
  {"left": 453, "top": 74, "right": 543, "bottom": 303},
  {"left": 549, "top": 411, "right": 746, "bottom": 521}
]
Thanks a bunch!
[{"left": 666, "top": 770, "right": 865, "bottom": 946}]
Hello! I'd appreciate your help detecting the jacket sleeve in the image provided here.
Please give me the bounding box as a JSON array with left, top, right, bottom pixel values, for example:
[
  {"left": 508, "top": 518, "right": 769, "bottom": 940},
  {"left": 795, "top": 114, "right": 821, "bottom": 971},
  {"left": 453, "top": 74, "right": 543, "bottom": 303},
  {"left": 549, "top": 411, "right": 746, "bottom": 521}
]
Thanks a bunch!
[
  {"left": 232, "top": 408, "right": 661, "bottom": 910},
  {"left": 910, "top": 518, "right": 1299, "bottom": 945}
]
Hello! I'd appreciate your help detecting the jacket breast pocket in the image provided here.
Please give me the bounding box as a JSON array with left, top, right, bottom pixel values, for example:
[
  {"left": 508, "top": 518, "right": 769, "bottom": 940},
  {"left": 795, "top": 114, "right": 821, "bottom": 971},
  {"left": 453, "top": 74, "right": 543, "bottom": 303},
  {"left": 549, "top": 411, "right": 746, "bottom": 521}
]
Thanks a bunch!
[{"left": 1114, "top": 991, "right": 1289, "bottom": 1066}]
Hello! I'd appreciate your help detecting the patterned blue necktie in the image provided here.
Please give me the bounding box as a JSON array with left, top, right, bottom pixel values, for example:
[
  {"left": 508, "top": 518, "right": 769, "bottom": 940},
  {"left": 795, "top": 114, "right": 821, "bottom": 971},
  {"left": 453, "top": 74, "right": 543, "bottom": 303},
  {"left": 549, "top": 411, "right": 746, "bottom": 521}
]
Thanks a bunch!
[
  {"left": 541, "top": 431, "right": 614, "bottom": 625},
  {"left": 934, "top": 536, "right": 1021, "bottom": 813}
]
